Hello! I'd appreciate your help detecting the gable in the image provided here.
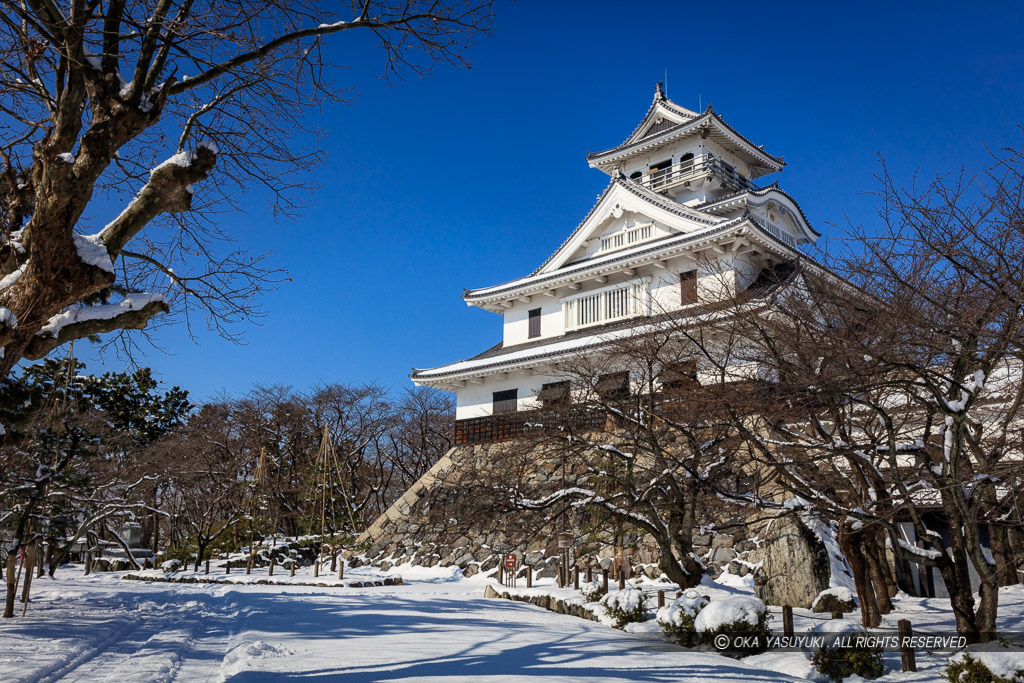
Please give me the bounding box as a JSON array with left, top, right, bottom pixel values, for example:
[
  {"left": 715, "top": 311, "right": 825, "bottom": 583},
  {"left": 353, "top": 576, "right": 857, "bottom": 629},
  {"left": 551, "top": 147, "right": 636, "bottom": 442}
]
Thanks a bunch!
[{"left": 535, "top": 181, "right": 724, "bottom": 275}]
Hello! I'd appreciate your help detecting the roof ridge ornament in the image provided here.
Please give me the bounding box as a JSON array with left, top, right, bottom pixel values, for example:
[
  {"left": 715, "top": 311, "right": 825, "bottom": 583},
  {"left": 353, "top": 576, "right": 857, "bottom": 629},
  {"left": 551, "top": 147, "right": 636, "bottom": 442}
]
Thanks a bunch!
[{"left": 654, "top": 81, "right": 665, "bottom": 101}]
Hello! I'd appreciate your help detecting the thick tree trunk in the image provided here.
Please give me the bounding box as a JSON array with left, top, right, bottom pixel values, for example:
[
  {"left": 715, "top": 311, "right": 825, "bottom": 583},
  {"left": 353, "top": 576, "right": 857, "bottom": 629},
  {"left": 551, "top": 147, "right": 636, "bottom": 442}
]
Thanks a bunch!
[
  {"left": 841, "top": 529, "right": 881, "bottom": 627},
  {"left": 988, "top": 523, "right": 1016, "bottom": 586},
  {"left": 977, "top": 579, "right": 999, "bottom": 642},
  {"left": 20, "top": 545, "right": 35, "bottom": 609},
  {"left": 863, "top": 534, "right": 893, "bottom": 614},
  {"left": 937, "top": 559, "right": 980, "bottom": 642}
]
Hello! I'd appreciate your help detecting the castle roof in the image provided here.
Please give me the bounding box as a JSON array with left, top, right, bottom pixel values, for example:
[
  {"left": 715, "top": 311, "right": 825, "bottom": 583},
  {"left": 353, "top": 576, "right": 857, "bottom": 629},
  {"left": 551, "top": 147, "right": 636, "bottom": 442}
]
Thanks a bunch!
[{"left": 587, "top": 86, "right": 784, "bottom": 179}]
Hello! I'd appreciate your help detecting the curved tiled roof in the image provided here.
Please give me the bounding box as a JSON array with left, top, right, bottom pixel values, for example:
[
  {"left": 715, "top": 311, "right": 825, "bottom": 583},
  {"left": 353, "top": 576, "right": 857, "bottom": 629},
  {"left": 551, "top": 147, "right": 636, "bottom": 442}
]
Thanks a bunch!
[
  {"left": 615, "top": 83, "right": 699, "bottom": 150},
  {"left": 694, "top": 183, "right": 821, "bottom": 238},
  {"left": 588, "top": 106, "right": 784, "bottom": 172}
]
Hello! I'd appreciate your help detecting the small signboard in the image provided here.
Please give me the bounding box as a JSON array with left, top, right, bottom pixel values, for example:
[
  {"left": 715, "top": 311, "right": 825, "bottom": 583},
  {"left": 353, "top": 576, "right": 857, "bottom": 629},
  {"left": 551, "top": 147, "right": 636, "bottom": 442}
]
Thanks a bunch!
[
  {"left": 504, "top": 553, "right": 516, "bottom": 569},
  {"left": 556, "top": 532, "right": 573, "bottom": 549}
]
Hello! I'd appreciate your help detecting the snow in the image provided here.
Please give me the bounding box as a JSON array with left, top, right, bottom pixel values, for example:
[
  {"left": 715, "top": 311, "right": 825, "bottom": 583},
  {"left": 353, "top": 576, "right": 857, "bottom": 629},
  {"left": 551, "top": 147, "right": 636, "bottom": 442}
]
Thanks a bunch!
[
  {"left": 898, "top": 538, "right": 943, "bottom": 560},
  {"left": 0, "top": 263, "right": 26, "bottom": 292},
  {"left": 949, "top": 651, "right": 1024, "bottom": 679},
  {"left": 656, "top": 591, "right": 707, "bottom": 627},
  {"left": 56, "top": 152, "right": 76, "bottom": 164},
  {"left": 0, "top": 306, "right": 15, "bottom": 328},
  {"left": 693, "top": 595, "right": 767, "bottom": 632},
  {"left": 603, "top": 587, "right": 645, "bottom": 613},
  {"left": 0, "top": 566, "right": 808, "bottom": 683},
  {"left": 811, "top": 586, "right": 855, "bottom": 611},
  {"left": 73, "top": 232, "right": 114, "bottom": 273},
  {"left": 37, "top": 293, "right": 166, "bottom": 338}
]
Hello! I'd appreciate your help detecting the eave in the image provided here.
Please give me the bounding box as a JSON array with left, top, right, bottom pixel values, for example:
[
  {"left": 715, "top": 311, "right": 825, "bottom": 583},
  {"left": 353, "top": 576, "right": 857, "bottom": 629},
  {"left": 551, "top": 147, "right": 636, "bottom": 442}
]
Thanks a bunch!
[
  {"left": 587, "top": 109, "right": 784, "bottom": 178},
  {"left": 463, "top": 214, "right": 802, "bottom": 312}
]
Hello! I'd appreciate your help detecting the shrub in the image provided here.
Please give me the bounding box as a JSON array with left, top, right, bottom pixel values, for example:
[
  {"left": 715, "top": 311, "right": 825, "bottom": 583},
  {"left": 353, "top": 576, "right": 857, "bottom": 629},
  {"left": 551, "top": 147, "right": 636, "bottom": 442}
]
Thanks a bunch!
[
  {"left": 601, "top": 588, "right": 648, "bottom": 628},
  {"left": 580, "top": 580, "right": 607, "bottom": 603},
  {"left": 694, "top": 596, "right": 772, "bottom": 657},
  {"left": 944, "top": 654, "right": 1024, "bottom": 683},
  {"left": 812, "top": 643, "right": 884, "bottom": 681},
  {"left": 656, "top": 591, "right": 709, "bottom": 647}
]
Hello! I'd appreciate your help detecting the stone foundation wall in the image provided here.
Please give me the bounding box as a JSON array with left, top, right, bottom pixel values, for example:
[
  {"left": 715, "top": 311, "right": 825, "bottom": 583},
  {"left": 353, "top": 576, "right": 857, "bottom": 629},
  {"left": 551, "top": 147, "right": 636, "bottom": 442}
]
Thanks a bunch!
[{"left": 348, "top": 439, "right": 771, "bottom": 583}]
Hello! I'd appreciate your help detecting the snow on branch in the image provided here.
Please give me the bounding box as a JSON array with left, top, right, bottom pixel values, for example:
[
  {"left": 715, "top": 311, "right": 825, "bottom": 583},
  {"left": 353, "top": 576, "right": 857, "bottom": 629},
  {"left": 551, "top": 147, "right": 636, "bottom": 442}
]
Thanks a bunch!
[
  {"left": 99, "top": 144, "right": 218, "bottom": 257},
  {"left": 23, "top": 294, "right": 168, "bottom": 360}
]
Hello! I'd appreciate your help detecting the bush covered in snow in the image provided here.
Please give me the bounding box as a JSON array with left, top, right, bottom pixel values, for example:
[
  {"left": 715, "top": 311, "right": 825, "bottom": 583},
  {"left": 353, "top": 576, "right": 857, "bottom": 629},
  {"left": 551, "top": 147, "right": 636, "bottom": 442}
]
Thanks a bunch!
[
  {"left": 160, "top": 559, "right": 181, "bottom": 574},
  {"left": 601, "top": 588, "right": 647, "bottom": 628},
  {"left": 943, "top": 653, "right": 1024, "bottom": 683},
  {"left": 697, "top": 596, "right": 771, "bottom": 657},
  {"left": 580, "top": 580, "right": 607, "bottom": 603},
  {"left": 655, "top": 591, "right": 709, "bottom": 647},
  {"left": 809, "top": 620, "right": 883, "bottom": 681}
]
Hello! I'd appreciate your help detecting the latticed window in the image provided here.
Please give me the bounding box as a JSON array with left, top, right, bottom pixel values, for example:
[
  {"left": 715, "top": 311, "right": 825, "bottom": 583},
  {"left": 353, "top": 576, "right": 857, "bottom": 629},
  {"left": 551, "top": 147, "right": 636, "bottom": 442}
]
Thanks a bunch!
[
  {"left": 528, "top": 308, "right": 541, "bottom": 338},
  {"left": 563, "top": 280, "right": 648, "bottom": 331},
  {"left": 492, "top": 388, "right": 518, "bottom": 414}
]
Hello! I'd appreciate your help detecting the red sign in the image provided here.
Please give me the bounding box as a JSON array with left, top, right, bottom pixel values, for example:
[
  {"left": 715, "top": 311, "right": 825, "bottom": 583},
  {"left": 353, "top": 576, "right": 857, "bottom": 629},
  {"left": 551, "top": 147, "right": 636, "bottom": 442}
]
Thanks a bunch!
[{"left": 504, "top": 553, "right": 517, "bottom": 569}]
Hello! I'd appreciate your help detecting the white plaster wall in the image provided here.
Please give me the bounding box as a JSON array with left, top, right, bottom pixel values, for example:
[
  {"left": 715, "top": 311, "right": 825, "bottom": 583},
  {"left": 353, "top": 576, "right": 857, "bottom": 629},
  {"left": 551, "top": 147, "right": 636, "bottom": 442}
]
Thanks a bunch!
[
  {"left": 502, "top": 299, "right": 564, "bottom": 347},
  {"left": 454, "top": 369, "right": 562, "bottom": 420}
]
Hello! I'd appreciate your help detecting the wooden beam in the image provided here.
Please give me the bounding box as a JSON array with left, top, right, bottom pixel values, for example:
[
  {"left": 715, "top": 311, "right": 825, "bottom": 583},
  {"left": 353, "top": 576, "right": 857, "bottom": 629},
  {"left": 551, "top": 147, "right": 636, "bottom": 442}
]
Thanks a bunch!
[
  {"left": 568, "top": 282, "right": 581, "bottom": 290},
  {"left": 499, "top": 301, "right": 513, "bottom": 308},
  {"left": 543, "top": 290, "right": 557, "bottom": 297},
  {"left": 469, "top": 377, "right": 484, "bottom": 385},
  {"left": 622, "top": 267, "right": 636, "bottom": 276},
  {"left": 652, "top": 260, "right": 668, "bottom": 269},
  {"left": 518, "top": 296, "right": 532, "bottom": 304},
  {"left": 594, "top": 275, "right": 608, "bottom": 284}
]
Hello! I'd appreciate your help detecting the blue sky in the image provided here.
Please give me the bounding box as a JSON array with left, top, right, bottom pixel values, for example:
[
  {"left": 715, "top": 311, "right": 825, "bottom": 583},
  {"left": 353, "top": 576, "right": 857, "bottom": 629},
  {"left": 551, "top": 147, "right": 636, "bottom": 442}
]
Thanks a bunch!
[{"left": 79, "top": 1, "right": 1024, "bottom": 401}]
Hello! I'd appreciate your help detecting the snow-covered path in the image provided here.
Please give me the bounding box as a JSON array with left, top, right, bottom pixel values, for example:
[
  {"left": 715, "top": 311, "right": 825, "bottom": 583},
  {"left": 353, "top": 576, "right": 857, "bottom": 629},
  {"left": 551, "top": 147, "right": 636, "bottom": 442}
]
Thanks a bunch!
[{"left": 1, "top": 568, "right": 804, "bottom": 682}]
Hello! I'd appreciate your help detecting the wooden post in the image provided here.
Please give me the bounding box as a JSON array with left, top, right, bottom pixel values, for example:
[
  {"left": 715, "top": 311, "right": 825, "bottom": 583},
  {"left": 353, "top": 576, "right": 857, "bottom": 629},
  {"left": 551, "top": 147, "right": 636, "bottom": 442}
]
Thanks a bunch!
[
  {"left": 205, "top": 558, "right": 210, "bottom": 575},
  {"left": 498, "top": 564, "right": 504, "bottom": 584},
  {"left": 331, "top": 550, "right": 337, "bottom": 573},
  {"left": 246, "top": 555, "right": 252, "bottom": 575},
  {"left": 898, "top": 619, "right": 917, "bottom": 672},
  {"left": 783, "top": 605, "right": 794, "bottom": 638},
  {"left": 526, "top": 567, "right": 533, "bottom": 588},
  {"left": 573, "top": 567, "right": 579, "bottom": 590},
  {"left": 290, "top": 562, "right": 295, "bottom": 577},
  {"left": 226, "top": 562, "right": 230, "bottom": 575},
  {"left": 314, "top": 561, "right": 319, "bottom": 578},
  {"left": 602, "top": 568, "right": 609, "bottom": 593},
  {"left": 557, "top": 565, "right": 564, "bottom": 588},
  {"left": 84, "top": 551, "right": 91, "bottom": 576},
  {"left": 586, "top": 565, "right": 593, "bottom": 583},
  {"left": 269, "top": 558, "right": 275, "bottom": 576},
  {"left": 618, "top": 572, "right": 625, "bottom": 590},
  {"left": 657, "top": 590, "right": 665, "bottom": 608},
  {"left": 338, "top": 560, "right": 344, "bottom": 580}
]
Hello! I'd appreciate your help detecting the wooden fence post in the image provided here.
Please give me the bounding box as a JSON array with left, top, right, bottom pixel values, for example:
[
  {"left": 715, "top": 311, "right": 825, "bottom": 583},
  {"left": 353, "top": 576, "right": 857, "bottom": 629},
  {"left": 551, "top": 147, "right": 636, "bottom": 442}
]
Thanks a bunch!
[
  {"left": 783, "top": 605, "right": 794, "bottom": 638},
  {"left": 205, "top": 558, "right": 210, "bottom": 575},
  {"left": 226, "top": 562, "right": 230, "bottom": 575},
  {"left": 602, "top": 568, "right": 609, "bottom": 593},
  {"left": 657, "top": 590, "right": 665, "bottom": 608},
  {"left": 898, "top": 619, "right": 917, "bottom": 672},
  {"left": 573, "top": 567, "right": 579, "bottom": 591},
  {"left": 84, "top": 551, "right": 91, "bottom": 576},
  {"left": 526, "top": 567, "right": 532, "bottom": 588},
  {"left": 331, "top": 550, "right": 337, "bottom": 573},
  {"left": 269, "top": 558, "right": 275, "bottom": 576},
  {"left": 586, "top": 565, "right": 593, "bottom": 583},
  {"left": 618, "top": 572, "right": 625, "bottom": 590},
  {"left": 290, "top": 561, "right": 295, "bottom": 577},
  {"left": 338, "top": 560, "right": 344, "bottom": 580},
  {"left": 314, "top": 561, "right": 319, "bottom": 578}
]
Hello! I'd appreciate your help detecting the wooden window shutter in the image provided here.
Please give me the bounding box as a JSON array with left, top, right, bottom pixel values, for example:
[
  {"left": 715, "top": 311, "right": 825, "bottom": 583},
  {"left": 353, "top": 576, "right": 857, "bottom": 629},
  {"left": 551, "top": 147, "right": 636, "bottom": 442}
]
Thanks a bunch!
[{"left": 680, "top": 270, "right": 698, "bottom": 305}]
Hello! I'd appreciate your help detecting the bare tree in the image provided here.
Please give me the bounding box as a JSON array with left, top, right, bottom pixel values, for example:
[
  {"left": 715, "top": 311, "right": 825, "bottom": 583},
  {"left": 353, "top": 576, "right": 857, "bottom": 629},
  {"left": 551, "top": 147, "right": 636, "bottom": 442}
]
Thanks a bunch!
[
  {"left": 693, "top": 144, "right": 1024, "bottom": 639},
  {"left": 0, "top": 0, "right": 493, "bottom": 373}
]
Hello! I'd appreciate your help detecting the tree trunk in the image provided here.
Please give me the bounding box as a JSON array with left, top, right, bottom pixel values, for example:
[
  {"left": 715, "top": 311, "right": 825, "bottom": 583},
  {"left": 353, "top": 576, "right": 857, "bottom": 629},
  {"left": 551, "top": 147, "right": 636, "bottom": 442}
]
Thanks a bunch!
[
  {"left": 840, "top": 527, "right": 881, "bottom": 627},
  {"left": 863, "top": 534, "right": 893, "bottom": 614},
  {"left": 988, "top": 523, "right": 1016, "bottom": 586},
  {"left": 977, "top": 578, "right": 999, "bottom": 642},
  {"left": 3, "top": 550, "right": 18, "bottom": 618},
  {"left": 937, "top": 559, "right": 980, "bottom": 642},
  {"left": 21, "top": 545, "right": 35, "bottom": 609}
]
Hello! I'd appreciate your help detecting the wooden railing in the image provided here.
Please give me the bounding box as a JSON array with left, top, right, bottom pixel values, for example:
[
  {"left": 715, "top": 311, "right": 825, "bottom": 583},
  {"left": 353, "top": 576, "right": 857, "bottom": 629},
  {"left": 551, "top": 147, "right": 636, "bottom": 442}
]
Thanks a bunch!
[{"left": 638, "top": 153, "right": 754, "bottom": 193}]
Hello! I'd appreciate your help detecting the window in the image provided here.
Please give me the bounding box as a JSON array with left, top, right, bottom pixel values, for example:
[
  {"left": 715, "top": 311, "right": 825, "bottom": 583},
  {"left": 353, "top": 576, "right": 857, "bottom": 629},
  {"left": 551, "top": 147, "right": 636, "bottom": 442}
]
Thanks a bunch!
[
  {"left": 492, "top": 388, "right": 518, "bottom": 414},
  {"left": 661, "top": 360, "right": 699, "bottom": 393},
  {"left": 680, "top": 270, "right": 698, "bottom": 305},
  {"left": 528, "top": 308, "right": 541, "bottom": 338},
  {"left": 538, "top": 381, "right": 570, "bottom": 409},
  {"left": 595, "top": 371, "right": 629, "bottom": 401}
]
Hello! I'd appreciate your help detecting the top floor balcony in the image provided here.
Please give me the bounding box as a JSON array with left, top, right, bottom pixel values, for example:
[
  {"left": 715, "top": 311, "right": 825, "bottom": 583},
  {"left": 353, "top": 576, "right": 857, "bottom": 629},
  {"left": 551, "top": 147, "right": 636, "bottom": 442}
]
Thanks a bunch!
[{"left": 635, "top": 153, "right": 754, "bottom": 194}]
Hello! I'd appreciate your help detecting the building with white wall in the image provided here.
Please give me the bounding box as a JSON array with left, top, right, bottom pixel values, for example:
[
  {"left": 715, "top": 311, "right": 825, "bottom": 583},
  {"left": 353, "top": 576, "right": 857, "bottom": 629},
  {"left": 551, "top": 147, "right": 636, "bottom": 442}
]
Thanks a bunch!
[{"left": 412, "top": 85, "right": 818, "bottom": 437}]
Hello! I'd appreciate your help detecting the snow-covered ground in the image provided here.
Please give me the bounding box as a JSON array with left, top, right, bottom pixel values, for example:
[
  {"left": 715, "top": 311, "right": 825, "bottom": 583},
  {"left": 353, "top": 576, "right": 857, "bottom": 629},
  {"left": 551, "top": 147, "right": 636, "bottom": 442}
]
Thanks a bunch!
[{"left": 2, "top": 564, "right": 1023, "bottom": 682}]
